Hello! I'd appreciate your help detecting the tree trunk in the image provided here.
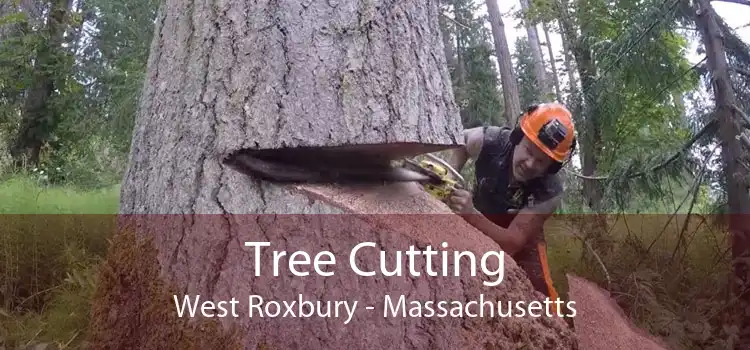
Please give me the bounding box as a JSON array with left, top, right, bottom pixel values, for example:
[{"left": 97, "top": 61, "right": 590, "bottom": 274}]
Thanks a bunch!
[
  {"left": 117, "top": 0, "right": 468, "bottom": 215},
  {"left": 694, "top": 0, "right": 750, "bottom": 346},
  {"left": 673, "top": 92, "right": 688, "bottom": 128},
  {"left": 542, "top": 23, "right": 563, "bottom": 103},
  {"left": 555, "top": 0, "right": 610, "bottom": 279},
  {"left": 555, "top": 1, "right": 601, "bottom": 212},
  {"left": 9, "top": 0, "right": 71, "bottom": 167},
  {"left": 485, "top": 0, "right": 521, "bottom": 125},
  {"left": 559, "top": 24, "right": 578, "bottom": 106},
  {"left": 519, "top": 0, "right": 549, "bottom": 100},
  {"left": 438, "top": 2, "right": 457, "bottom": 75},
  {"left": 88, "top": 1, "right": 577, "bottom": 348},
  {"left": 453, "top": 0, "right": 466, "bottom": 87}
]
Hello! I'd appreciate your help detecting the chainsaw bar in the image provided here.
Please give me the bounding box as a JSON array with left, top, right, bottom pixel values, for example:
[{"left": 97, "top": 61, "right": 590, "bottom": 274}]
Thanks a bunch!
[{"left": 223, "top": 147, "right": 432, "bottom": 185}]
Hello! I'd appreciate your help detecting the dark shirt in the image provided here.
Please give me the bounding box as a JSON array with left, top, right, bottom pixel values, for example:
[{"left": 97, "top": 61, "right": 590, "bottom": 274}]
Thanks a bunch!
[
  {"left": 471, "top": 126, "right": 563, "bottom": 296},
  {"left": 472, "top": 126, "right": 563, "bottom": 226}
]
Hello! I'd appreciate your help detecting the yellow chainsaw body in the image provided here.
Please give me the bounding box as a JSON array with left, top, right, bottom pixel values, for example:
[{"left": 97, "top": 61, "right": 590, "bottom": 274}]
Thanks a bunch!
[{"left": 414, "top": 159, "right": 460, "bottom": 202}]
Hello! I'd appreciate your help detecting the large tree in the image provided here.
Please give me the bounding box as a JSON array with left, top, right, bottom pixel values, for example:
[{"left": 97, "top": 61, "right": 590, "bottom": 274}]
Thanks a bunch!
[
  {"left": 693, "top": 0, "right": 750, "bottom": 346},
  {"left": 485, "top": 0, "right": 522, "bottom": 125},
  {"left": 87, "top": 0, "right": 577, "bottom": 348}
]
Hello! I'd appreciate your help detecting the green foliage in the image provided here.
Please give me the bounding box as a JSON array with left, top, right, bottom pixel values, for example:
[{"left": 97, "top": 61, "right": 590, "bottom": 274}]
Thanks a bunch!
[
  {"left": 513, "top": 37, "right": 543, "bottom": 108},
  {"left": 456, "top": 44, "right": 504, "bottom": 127},
  {"left": 0, "top": 0, "right": 159, "bottom": 189},
  {"left": 545, "top": 214, "right": 733, "bottom": 349},
  {"left": 0, "top": 176, "right": 116, "bottom": 348},
  {"left": 443, "top": 0, "right": 504, "bottom": 127},
  {"left": 552, "top": 0, "right": 701, "bottom": 212},
  {"left": 82, "top": 0, "right": 160, "bottom": 153},
  {"left": 0, "top": 15, "right": 38, "bottom": 131}
]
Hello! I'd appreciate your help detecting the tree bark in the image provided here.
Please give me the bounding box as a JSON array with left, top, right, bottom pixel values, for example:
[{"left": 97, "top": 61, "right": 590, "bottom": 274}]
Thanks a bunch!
[
  {"left": 485, "top": 0, "right": 522, "bottom": 125},
  {"left": 118, "top": 0, "right": 467, "bottom": 214},
  {"left": 88, "top": 0, "right": 578, "bottom": 348},
  {"left": 555, "top": 1, "right": 601, "bottom": 211},
  {"left": 694, "top": 0, "right": 750, "bottom": 347}
]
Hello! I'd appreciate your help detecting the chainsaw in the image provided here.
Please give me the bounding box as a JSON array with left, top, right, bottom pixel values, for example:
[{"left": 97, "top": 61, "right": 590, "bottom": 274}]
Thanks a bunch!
[
  {"left": 222, "top": 146, "right": 467, "bottom": 203},
  {"left": 398, "top": 153, "right": 466, "bottom": 202}
]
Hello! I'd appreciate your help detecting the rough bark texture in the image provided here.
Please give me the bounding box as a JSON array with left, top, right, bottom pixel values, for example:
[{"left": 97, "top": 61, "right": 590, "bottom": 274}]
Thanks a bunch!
[
  {"left": 95, "top": 0, "right": 583, "bottom": 348},
  {"left": 120, "top": 0, "right": 465, "bottom": 214},
  {"left": 566, "top": 274, "right": 670, "bottom": 350},
  {"left": 694, "top": 1, "right": 750, "bottom": 346},
  {"left": 485, "top": 0, "right": 521, "bottom": 125}
]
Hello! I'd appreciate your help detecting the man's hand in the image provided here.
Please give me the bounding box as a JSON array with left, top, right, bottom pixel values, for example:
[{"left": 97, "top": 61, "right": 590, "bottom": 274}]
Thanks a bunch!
[{"left": 447, "top": 188, "right": 476, "bottom": 214}]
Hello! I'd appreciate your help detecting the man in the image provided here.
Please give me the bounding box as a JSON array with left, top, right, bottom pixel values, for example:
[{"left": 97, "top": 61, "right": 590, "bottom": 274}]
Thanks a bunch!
[{"left": 445, "top": 102, "right": 577, "bottom": 303}]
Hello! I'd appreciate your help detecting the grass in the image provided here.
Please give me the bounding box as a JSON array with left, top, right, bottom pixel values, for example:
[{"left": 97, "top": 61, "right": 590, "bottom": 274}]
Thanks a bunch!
[
  {"left": 0, "top": 176, "right": 119, "bottom": 349},
  {"left": 0, "top": 176, "right": 120, "bottom": 214},
  {"left": 0, "top": 174, "right": 736, "bottom": 349},
  {"left": 544, "top": 214, "right": 735, "bottom": 350}
]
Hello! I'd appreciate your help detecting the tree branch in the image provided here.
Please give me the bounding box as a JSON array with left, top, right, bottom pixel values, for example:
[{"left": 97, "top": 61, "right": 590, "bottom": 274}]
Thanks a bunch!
[
  {"left": 731, "top": 66, "right": 750, "bottom": 79},
  {"left": 734, "top": 104, "right": 750, "bottom": 127},
  {"left": 712, "top": 0, "right": 750, "bottom": 5},
  {"left": 440, "top": 12, "right": 471, "bottom": 30},
  {"left": 564, "top": 119, "right": 718, "bottom": 180}
]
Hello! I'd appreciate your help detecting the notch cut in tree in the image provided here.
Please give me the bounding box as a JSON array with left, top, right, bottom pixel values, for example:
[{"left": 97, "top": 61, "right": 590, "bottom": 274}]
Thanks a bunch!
[
  {"left": 90, "top": 0, "right": 580, "bottom": 349},
  {"left": 118, "top": 0, "right": 469, "bottom": 214}
]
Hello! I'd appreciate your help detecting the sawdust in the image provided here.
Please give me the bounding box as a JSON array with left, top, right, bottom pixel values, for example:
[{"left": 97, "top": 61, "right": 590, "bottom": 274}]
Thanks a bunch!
[
  {"left": 293, "top": 182, "right": 455, "bottom": 214},
  {"left": 299, "top": 183, "right": 671, "bottom": 350},
  {"left": 87, "top": 228, "right": 244, "bottom": 350},
  {"left": 89, "top": 179, "right": 674, "bottom": 349},
  {"left": 567, "top": 273, "right": 671, "bottom": 350},
  {"left": 292, "top": 182, "right": 578, "bottom": 349}
]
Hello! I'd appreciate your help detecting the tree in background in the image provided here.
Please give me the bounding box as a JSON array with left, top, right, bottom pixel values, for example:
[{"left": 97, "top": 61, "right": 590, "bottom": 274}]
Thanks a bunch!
[
  {"left": 0, "top": 0, "right": 159, "bottom": 188},
  {"left": 513, "top": 37, "right": 543, "bottom": 108},
  {"left": 441, "top": 0, "right": 505, "bottom": 128}
]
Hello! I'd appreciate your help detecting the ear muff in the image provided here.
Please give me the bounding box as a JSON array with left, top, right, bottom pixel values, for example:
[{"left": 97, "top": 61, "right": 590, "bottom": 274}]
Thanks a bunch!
[
  {"left": 547, "top": 135, "right": 576, "bottom": 174},
  {"left": 510, "top": 127, "right": 523, "bottom": 145},
  {"left": 510, "top": 104, "right": 540, "bottom": 145}
]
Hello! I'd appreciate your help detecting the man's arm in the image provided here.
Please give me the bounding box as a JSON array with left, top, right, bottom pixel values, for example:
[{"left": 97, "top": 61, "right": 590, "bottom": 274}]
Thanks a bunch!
[
  {"left": 451, "top": 176, "right": 563, "bottom": 255},
  {"left": 506, "top": 177, "right": 564, "bottom": 247},
  {"left": 508, "top": 195, "right": 561, "bottom": 237},
  {"left": 458, "top": 208, "right": 527, "bottom": 255},
  {"left": 446, "top": 127, "right": 484, "bottom": 172}
]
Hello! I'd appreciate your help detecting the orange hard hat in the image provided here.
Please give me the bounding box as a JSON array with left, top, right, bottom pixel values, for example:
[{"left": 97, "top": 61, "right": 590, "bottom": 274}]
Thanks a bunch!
[{"left": 519, "top": 103, "right": 576, "bottom": 163}]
